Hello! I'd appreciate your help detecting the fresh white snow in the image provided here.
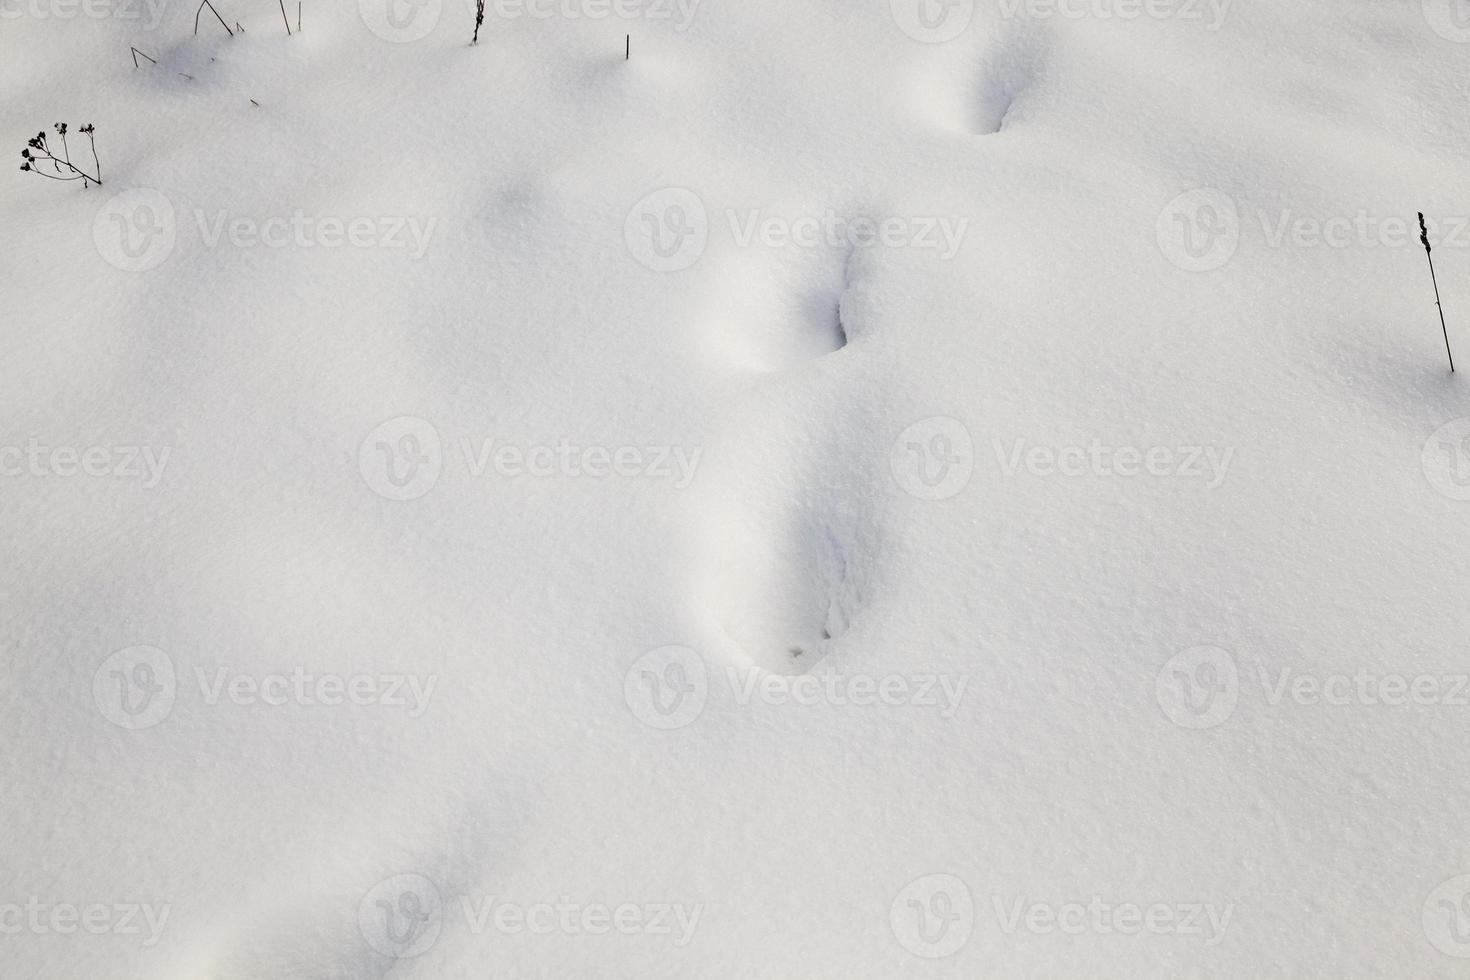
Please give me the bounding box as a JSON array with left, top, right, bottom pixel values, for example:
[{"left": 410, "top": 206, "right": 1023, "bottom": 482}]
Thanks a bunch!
[{"left": 4, "top": 0, "right": 1470, "bottom": 976}]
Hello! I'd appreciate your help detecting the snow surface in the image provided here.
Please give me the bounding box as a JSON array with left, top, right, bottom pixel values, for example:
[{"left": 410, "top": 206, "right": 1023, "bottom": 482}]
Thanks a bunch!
[{"left": 4, "top": 0, "right": 1470, "bottom": 976}]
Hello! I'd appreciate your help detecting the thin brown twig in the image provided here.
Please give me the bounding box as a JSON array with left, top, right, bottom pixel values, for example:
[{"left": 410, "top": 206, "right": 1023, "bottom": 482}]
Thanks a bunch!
[
  {"left": 87, "top": 130, "right": 100, "bottom": 184},
  {"left": 194, "top": 0, "right": 233, "bottom": 36}
]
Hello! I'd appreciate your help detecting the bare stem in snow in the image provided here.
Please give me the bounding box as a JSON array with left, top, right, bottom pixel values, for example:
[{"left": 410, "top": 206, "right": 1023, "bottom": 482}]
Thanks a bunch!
[
  {"left": 1420, "top": 213, "right": 1457, "bottom": 374},
  {"left": 194, "top": 0, "right": 233, "bottom": 36}
]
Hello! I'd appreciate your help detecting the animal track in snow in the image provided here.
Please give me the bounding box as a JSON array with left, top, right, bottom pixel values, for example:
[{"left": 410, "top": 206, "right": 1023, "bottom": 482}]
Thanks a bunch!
[
  {"left": 910, "top": 23, "right": 1051, "bottom": 136},
  {"left": 694, "top": 251, "right": 886, "bottom": 673},
  {"left": 695, "top": 413, "right": 880, "bottom": 673},
  {"left": 698, "top": 241, "right": 865, "bottom": 373}
]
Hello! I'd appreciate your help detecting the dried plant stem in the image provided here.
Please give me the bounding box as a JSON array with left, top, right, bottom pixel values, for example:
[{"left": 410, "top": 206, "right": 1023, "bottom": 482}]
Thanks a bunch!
[
  {"left": 1420, "top": 213, "right": 1456, "bottom": 373},
  {"left": 21, "top": 131, "right": 101, "bottom": 187},
  {"left": 194, "top": 0, "right": 233, "bottom": 36}
]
